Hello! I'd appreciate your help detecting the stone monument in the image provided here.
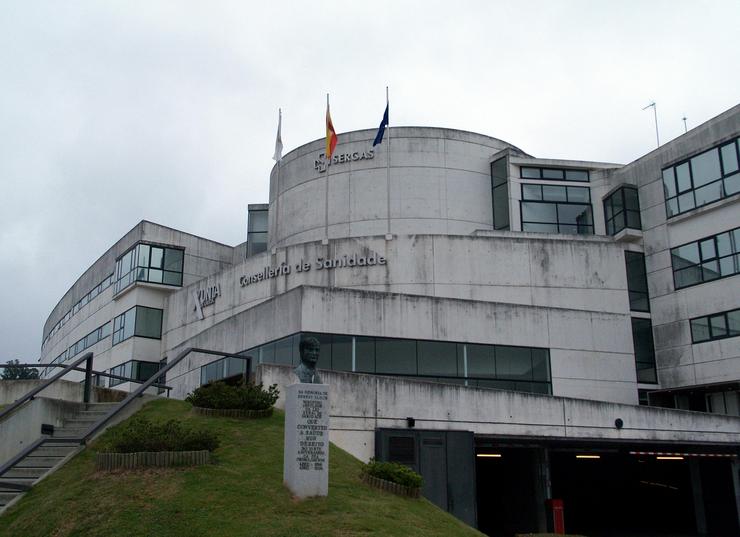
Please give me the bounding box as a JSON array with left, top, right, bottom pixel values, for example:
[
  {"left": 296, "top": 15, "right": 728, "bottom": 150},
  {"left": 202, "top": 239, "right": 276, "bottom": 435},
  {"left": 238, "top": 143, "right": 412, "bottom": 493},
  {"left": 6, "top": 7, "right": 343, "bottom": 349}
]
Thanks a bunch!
[{"left": 283, "top": 337, "right": 329, "bottom": 497}]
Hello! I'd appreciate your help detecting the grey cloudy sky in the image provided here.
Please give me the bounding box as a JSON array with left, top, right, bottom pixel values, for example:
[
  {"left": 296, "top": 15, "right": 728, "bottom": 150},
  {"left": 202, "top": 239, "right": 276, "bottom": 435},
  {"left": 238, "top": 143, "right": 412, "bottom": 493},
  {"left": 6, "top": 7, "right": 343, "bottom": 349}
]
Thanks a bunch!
[{"left": 1, "top": 1, "right": 738, "bottom": 362}]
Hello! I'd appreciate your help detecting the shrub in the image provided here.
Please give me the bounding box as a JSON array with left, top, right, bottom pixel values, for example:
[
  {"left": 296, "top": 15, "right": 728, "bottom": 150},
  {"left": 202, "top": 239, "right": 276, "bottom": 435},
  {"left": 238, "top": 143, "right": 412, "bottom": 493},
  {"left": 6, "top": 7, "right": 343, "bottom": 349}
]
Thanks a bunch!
[
  {"left": 362, "top": 459, "right": 423, "bottom": 489},
  {"left": 186, "top": 381, "right": 279, "bottom": 411},
  {"left": 97, "top": 417, "right": 219, "bottom": 453}
]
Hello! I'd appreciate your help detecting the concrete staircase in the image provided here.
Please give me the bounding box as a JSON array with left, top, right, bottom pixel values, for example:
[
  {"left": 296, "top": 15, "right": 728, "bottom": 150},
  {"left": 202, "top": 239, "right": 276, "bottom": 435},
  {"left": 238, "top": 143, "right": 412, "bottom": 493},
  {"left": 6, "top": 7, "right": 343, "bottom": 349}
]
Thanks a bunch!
[{"left": 0, "top": 402, "right": 118, "bottom": 512}]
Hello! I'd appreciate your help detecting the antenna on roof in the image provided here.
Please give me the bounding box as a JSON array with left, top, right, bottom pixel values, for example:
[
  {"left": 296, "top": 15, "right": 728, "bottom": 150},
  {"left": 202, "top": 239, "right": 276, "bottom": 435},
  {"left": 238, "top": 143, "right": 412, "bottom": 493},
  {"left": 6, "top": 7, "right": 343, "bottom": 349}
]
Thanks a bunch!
[
  {"left": 682, "top": 115, "right": 688, "bottom": 134},
  {"left": 642, "top": 101, "right": 660, "bottom": 148}
]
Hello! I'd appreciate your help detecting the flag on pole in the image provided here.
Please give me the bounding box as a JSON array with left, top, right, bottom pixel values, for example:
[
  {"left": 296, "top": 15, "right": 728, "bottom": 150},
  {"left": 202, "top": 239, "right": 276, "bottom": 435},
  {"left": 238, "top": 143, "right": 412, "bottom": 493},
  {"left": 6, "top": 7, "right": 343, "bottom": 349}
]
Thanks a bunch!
[
  {"left": 272, "top": 109, "right": 283, "bottom": 162},
  {"left": 325, "top": 95, "right": 338, "bottom": 159},
  {"left": 373, "top": 102, "right": 389, "bottom": 146}
]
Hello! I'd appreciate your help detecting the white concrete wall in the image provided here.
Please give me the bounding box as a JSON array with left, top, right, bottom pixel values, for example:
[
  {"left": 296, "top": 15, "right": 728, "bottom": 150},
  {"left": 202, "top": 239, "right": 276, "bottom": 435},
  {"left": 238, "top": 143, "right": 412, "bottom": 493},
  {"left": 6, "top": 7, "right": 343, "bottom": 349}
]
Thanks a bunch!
[
  {"left": 612, "top": 104, "right": 740, "bottom": 389},
  {"left": 164, "top": 285, "right": 639, "bottom": 404},
  {"left": 268, "top": 127, "right": 528, "bottom": 249},
  {"left": 256, "top": 364, "right": 740, "bottom": 462}
]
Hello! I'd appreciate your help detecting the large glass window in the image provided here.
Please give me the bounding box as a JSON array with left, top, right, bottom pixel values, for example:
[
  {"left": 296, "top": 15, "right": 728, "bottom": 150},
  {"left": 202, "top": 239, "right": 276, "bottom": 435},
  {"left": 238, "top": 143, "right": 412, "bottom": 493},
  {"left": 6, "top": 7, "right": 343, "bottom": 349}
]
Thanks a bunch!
[
  {"left": 632, "top": 318, "right": 657, "bottom": 384},
  {"left": 203, "top": 332, "right": 552, "bottom": 395},
  {"left": 690, "top": 307, "right": 740, "bottom": 344},
  {"left": 491, "top": 158, "right": 510, "bottom": 230},
  {"left": 604, "top": 186, "right": 641, "bottom": 235},
  {"left": 520, "top": 166, "right": 589, "bottom": 182},
  {"left": 521, "top": 184, "right": 593, "bottom": 234},
  {"left": 109, "top": 360, "right": 161, "bottom": 387},
  {"left": 114, "top": 243, "right": 184, "bottom": 294},
  {"left": 625, "top": 252, "right": 650, "bottom": 312},
  {"left": 671, "top": 226, "right": 740, "bottom": 289},
  {"left": 112, "top": 306, "right": 163, "bottom": 345},
  {"left": 247, "top": 206, "right": 269, "bottom": 257},
  {"left": 662, "top": 137, "right": 740, "bottom": 217}
]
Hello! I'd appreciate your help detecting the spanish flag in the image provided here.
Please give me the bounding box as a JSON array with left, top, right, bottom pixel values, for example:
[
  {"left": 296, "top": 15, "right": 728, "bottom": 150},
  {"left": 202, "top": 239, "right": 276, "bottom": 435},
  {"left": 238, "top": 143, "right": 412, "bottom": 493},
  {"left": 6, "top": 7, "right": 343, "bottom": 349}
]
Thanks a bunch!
[{"left": 325, "top": 95, "right": 338, "bottom": 159}]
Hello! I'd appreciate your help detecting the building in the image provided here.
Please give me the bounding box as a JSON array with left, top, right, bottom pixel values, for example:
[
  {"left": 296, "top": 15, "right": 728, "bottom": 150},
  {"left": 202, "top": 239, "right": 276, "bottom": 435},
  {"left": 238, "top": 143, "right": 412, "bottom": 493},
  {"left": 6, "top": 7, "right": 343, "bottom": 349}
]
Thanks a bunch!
[{"left": 38, "top": 105, "right": 740, "bottom": 535}]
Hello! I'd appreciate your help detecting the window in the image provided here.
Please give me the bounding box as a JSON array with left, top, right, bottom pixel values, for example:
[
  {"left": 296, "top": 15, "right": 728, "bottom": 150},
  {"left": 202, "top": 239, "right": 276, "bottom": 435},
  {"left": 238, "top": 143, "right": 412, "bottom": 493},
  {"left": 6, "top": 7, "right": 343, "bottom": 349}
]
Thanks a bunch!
[
  {"left": 247, "top": 206, "right": 269, "bottom": 257},
  {"left": 625, "top": 252, "right": 650, "bottom": 312},
  {"left": 662, "top": 137, "right": 740, "bottom": 217},
  {"left": 520, "top": 166, "right": 589, "bottom": 182},
  {"left": 632, "top": 318, "right": 657, "bottom": 384},
  {"left": 690, "top": 307, "right": 740, "bottom": 343},
  {"left": 604, "top": 186, "right": 641, "bottom": 235},
  {"left": 671, "top": 226, "right": 740, "bottom": 289},
  {"left": 114, "top": 243, "right": 184, "bottom": 294},
  {"left": 491, "top": 158, "right": 510, "bottom": 230},
  {"left": 112, "top": 306, "right": 163, "bottom": 345},
  {"left": 109, "top": 360, "right": 161, "bottom": 387},
  {"left": 202, "top": 333, "right": 552, "bottom": 395},
  {"left": 521, "top": 184, "right": 593, "bottom": 234}
]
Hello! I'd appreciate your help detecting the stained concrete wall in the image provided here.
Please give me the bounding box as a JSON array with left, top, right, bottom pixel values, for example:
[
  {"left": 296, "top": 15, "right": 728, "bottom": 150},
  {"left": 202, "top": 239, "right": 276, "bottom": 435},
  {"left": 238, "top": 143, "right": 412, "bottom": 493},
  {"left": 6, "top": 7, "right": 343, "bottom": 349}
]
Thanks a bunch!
[
  {"left": 256, "top": 364, "right": 740, "bottom": 462},
  {"left": 164, "top": 285, "right": 639, "bottom": 404},
  {"left": 612, "top": 104, "right": 740, "bottom": 389},
  {"left": 268, "top": 127, "right": 528, "bottom": 249}
]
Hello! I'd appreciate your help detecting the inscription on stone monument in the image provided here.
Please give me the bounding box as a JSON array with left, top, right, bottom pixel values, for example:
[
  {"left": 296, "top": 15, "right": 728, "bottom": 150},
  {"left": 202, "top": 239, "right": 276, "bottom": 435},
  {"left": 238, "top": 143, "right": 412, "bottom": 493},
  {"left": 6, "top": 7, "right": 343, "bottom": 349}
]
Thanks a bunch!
[{"left": 283, "top": 383, "right": 330, "bottom": 498}]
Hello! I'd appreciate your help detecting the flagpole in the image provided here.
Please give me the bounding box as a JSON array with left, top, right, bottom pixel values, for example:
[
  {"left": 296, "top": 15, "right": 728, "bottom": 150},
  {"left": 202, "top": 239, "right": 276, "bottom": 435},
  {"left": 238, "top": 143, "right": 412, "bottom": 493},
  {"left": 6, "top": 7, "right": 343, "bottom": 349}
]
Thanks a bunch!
[
  {"left": 275, "top": 108, "right": 281, "bottom": 252},
  {"left": 385, "top": 86, "right": 391, "bottom": 239},
  {"left": 324, "top": 93, "right": 331, "bottom": 241}
]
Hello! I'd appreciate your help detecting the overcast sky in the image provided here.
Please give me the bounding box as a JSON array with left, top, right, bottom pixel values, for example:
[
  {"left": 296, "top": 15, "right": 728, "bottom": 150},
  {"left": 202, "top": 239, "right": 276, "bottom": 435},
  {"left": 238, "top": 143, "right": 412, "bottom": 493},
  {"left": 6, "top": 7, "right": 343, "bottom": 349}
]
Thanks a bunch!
[{"left": 1, "top": 1, "right": 738, "bottom": 362}]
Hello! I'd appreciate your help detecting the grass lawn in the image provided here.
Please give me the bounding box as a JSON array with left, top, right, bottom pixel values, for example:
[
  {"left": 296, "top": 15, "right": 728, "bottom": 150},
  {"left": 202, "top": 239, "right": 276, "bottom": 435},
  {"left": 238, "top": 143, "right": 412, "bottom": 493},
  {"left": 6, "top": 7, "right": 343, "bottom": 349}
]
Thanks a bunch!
[{"left": 0, "top": 399, "right": 484, "bottom": 537}]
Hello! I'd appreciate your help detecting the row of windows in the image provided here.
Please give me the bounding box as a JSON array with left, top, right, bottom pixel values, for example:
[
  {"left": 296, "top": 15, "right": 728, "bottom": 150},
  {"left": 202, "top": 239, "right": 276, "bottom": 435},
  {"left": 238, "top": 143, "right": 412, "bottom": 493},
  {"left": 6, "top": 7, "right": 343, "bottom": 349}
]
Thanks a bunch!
[
  {"left": 202, "top": 332, "right": 552, "bottom": 395},
  {"left": 114, "top": 243, "right": 184, "bottom": 294},
  {"left": 604, "top": 186, "right": 641, "bottom": 236},
  {"left": 109, "top": 360, "right": 161, "bottom": 388},
  {"left": 43, "top": 273, "right": 115, "bottom": 348},
  {"left": 520, "top": 184, "right": 593, "bottom": 235},
  {"left": 42, "top": 321, "right": 112, "bottom": 377},
  {"left": 520, "top": 166, "right": 589, "bottom": 182},
  {"left": 662, "top": 137, "right": 740, "bottom": 218},
  {"left": 112, "top": 306, "right": 163, "bottom": 346},
  {"left": 671, "top": 226, "right": 740, "bottom": 289},
  {"left": 690, "top": 308, "right": 740, "bottom": 344}
]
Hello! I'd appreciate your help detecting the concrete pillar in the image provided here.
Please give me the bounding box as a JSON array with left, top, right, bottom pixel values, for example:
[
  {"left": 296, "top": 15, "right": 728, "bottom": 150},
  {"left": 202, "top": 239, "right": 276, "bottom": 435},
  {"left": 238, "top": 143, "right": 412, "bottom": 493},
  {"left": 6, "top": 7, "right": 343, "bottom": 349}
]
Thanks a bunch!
[
  {"left": 689, "top": 459, "right": 707, "bottom": 535},
  {"left": 534, "top": 448, "right": 551, "bottom": 533},
  {"left": 732, "top": 459, "right": 740, "bottom": 531}
]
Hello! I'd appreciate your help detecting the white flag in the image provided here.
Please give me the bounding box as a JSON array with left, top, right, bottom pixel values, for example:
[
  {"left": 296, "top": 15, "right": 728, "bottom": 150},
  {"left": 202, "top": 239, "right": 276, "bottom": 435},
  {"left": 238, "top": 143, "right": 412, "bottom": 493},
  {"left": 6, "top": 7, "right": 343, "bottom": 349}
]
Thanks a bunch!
[{"left": 272, "top": 109, "right": 283, "bottom": 162}]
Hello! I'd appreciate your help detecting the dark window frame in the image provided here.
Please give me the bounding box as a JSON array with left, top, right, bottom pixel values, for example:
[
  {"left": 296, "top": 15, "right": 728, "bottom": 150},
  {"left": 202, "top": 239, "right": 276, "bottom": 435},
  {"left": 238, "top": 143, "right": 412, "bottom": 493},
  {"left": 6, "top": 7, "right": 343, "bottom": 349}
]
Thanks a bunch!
[
  {"left": 519, "top": 166, "right": 590, "bottom": 182},
  {"left": 114, "top": 242, "right": 185, "bottom": 294},
  {"left": 604, "top": 186, "right": 642, "bottom": 235},
  {"left": 625, "top": 251, "right": 650, "bottom": 313},
  {"left": 690, "top": 307, "right": 740, "bottom": 344},
  {"left": 661, "top": 137, "right": 740, "bottom": 218},
  {"left": 670, "top": 226, "right": 740, "bottom": 290},
  {"left": 112, "top": 305, "right": 164, "bottom": 346},
  {"left": 520, "top": 184, "right": 594, "bottom": 235}
]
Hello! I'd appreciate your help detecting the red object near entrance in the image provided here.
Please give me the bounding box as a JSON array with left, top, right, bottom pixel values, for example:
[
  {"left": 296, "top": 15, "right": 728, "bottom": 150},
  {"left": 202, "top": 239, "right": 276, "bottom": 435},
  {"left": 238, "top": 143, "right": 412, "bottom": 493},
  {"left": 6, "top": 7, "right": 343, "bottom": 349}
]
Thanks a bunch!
[{"left": 546, "top": 499, "right": 565, "bottom": 534}]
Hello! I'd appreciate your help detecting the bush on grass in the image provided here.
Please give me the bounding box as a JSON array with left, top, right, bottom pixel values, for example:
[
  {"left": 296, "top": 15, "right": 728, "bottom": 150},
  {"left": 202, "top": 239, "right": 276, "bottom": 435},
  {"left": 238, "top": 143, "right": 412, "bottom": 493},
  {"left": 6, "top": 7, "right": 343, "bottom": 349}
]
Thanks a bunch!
[
  {"left": 362, "top": 459, "right": 423, "bottom": 489},
  {"left": 97, "top": 416, "right": 219, "bottom": 453},
  {"left": 186, "top": 381, "right": 279, "bottom": 411}
]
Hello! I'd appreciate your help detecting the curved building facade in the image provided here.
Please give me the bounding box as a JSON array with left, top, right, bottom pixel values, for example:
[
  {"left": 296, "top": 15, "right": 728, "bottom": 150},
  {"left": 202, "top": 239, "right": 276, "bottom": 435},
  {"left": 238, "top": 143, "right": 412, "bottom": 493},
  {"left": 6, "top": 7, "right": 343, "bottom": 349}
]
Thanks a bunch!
[{"left": 35, "top": 107, "right": 740, "bottom": 535}]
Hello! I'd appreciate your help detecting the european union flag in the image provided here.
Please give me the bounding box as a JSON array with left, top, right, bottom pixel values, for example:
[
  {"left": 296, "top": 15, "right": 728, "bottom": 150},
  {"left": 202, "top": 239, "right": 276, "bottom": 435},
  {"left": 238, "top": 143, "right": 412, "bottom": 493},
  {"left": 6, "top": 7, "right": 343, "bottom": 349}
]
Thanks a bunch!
[{"left": 373, "top": 103, "right": 389, "bottom": 146}]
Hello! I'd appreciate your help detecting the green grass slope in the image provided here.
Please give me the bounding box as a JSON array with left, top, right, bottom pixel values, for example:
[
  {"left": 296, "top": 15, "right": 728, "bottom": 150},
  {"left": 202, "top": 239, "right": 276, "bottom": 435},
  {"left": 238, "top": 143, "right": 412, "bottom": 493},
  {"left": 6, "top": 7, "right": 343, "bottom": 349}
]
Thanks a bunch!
[{"left": 0, "top": 399, "right": 484, "bottom": 537}]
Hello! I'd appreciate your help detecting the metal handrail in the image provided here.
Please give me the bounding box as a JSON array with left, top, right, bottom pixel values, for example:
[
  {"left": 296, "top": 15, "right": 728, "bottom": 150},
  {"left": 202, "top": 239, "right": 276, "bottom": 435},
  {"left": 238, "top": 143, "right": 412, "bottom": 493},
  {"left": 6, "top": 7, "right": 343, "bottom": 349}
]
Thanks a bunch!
[
  {"left": 0, "top": 352, "right": 94, "bottom": 424},
  {"left": 0, "top": 363, "right": 173, "bottom": 392},
  {"left": 82, "top": 347, "right": 251, "bottom": 442}
]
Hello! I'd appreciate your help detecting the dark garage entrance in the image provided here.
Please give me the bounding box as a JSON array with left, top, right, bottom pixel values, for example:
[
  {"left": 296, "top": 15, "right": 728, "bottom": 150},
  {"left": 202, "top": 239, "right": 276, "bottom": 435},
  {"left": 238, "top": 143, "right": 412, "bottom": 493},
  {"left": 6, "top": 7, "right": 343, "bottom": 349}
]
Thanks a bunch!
[{"left": 475, "top": 439, "right": 739, "bottom": 537}]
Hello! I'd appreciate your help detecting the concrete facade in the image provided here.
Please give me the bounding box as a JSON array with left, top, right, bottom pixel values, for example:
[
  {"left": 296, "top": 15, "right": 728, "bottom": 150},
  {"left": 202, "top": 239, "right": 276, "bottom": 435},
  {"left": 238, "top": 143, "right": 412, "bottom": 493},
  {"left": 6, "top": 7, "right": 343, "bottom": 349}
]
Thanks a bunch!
[{"left": 31, "top": 105, "right": 740, "bottom": 534}]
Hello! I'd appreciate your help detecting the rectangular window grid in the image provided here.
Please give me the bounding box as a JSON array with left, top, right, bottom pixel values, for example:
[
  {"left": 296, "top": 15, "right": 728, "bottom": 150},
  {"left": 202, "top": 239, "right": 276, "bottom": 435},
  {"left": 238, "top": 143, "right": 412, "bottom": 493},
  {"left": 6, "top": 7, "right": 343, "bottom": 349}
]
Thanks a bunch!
[
  {"left": 520, "top": 166, "right": 590, "bottom": 182},
  {"left": 662, "top": 137, "right": 740, "bottom": 218},
  {"left": 520, "top": 184, "right": 593, "bottom": 234},
  {"left": 671, "top": 226, "right": 740, "bottom": 289},
  {"left": 109, "top": 360, "right": 161, "bottom": 388},
  {"left": 625, "top": 251, "right": 650, "bottom": 312},
  {"left": 112, "top": 306, "right": 163, "bottom": 346},
  {"left": 690, "top": 307, "right": 740, "bottom": 344},
  {"left": 604, "top": 186, "right": 641, "bottom": 235},
  {"left": 491, "top": 157, "right": 510, "bottom": 230},
  {"left": 201, "top": 332, "right": 552, "bottom": 396},
  {"left": 632, "top": 318, "right": 657, "bottom": 384},
  {"left": 114, "top": 242, "right": 184, "bottom": 294}
]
